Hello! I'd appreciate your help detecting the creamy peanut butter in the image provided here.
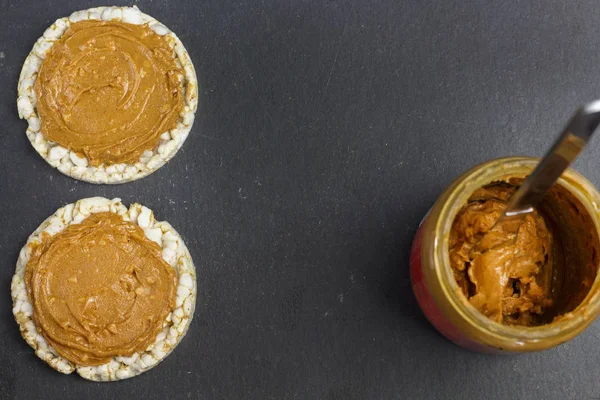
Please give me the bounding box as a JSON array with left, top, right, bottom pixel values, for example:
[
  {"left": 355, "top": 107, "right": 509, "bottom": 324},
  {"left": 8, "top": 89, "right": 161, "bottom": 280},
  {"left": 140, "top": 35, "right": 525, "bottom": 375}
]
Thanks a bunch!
[
  {"left": 34, "top": 20, "right": 184, "bottom": 166},
  {"left": 449, "top": 183, "right": 553, "bottom": 326},
  {"left": 25, "top": 212, "right": 176, "bottom": 366}
]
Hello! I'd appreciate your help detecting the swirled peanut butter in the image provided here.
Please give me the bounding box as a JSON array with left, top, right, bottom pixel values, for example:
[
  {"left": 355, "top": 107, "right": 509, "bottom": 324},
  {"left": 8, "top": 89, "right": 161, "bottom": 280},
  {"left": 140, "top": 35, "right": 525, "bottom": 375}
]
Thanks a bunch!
[
  {"left": 34, "top": 20, "right": 184, "bottom": 166},
  {"left": 25, "top": 212, "right": 176, "bottom": 366},
  {"left": 449, "top": 183, "right": 554, "bottom": 326}
]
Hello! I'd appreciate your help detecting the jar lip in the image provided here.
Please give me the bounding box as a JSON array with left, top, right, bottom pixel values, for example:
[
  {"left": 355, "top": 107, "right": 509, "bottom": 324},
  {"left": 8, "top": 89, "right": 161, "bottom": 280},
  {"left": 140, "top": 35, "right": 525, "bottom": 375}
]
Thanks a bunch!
[{"left": 433, "top": 156, "right": 600, "bottom": 345}]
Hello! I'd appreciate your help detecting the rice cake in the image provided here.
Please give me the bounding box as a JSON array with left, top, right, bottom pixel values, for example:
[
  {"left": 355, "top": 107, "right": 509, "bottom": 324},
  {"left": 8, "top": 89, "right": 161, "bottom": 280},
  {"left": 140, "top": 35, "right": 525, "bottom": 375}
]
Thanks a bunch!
[
  {"left": 11, "top": 197, "right": 197, "bottom": 381},
  {"left": 17, "top": 6, "right": 198, "bottom": 184}
]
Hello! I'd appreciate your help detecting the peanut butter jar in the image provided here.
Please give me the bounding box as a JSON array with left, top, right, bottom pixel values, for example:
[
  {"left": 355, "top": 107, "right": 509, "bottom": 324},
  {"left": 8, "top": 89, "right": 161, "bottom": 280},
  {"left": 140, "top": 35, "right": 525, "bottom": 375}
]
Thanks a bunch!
[{"left": 410, "top": 157, "right": 600, "bottom": 352}]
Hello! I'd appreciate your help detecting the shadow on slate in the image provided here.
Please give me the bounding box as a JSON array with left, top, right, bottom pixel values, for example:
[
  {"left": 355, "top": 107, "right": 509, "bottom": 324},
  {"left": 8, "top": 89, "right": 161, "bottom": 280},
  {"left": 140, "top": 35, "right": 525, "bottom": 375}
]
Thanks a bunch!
[{"left": 278, "top": 285, "right": 306, "bottom": 332}]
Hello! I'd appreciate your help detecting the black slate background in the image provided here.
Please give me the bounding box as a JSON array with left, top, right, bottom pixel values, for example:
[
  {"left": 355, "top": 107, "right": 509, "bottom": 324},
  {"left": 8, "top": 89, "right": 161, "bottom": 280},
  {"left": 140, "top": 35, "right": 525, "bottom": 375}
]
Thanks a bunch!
[{"left": 2, "top": 0, "right": 600, "bottom": 399}]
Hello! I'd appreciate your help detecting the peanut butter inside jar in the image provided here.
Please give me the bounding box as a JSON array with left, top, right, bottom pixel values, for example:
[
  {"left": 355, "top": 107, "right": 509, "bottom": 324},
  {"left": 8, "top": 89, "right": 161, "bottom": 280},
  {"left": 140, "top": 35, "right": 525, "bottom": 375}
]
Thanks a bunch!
[{"left": 449, "top": 177, "right": 600, "bottom": 327}]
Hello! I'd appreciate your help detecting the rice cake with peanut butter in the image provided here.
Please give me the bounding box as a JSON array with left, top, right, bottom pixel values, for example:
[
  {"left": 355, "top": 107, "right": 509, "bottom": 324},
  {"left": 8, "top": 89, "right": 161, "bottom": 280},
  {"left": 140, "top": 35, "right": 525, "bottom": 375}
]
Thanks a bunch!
[
  {"left": 17, "top": 6, "right": 198, "bottom": 184},
  {"left": 11, "top": 197, "right": 196, "bottom": 381}
]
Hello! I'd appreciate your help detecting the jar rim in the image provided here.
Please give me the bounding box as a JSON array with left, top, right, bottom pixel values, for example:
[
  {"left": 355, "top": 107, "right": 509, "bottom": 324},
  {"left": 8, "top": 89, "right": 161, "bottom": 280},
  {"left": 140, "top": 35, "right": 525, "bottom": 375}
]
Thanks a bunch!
[{"left": 433, "top": 156, "right": 600, "bottom": 348}]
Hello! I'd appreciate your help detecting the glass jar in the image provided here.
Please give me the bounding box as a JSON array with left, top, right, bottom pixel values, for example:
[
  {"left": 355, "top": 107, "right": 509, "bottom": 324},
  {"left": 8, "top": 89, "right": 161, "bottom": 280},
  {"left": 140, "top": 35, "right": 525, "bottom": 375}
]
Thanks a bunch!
[{"left": 410, "top": 157, "right": 600, "bottom": 352}]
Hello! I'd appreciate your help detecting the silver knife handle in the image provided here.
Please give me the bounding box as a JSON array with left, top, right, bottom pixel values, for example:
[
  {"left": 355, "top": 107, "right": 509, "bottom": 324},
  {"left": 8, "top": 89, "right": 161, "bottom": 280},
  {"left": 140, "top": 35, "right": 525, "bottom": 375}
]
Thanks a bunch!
[{"left": 504, "top": 100, "right": 600, "bottom": 217}]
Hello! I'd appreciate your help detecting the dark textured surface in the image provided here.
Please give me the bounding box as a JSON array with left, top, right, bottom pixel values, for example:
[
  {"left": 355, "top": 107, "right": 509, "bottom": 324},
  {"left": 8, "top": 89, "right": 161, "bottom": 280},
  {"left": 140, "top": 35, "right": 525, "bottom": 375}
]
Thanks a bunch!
[{"left": 2, "top": 0, "right": 600, "bottom": 399}]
